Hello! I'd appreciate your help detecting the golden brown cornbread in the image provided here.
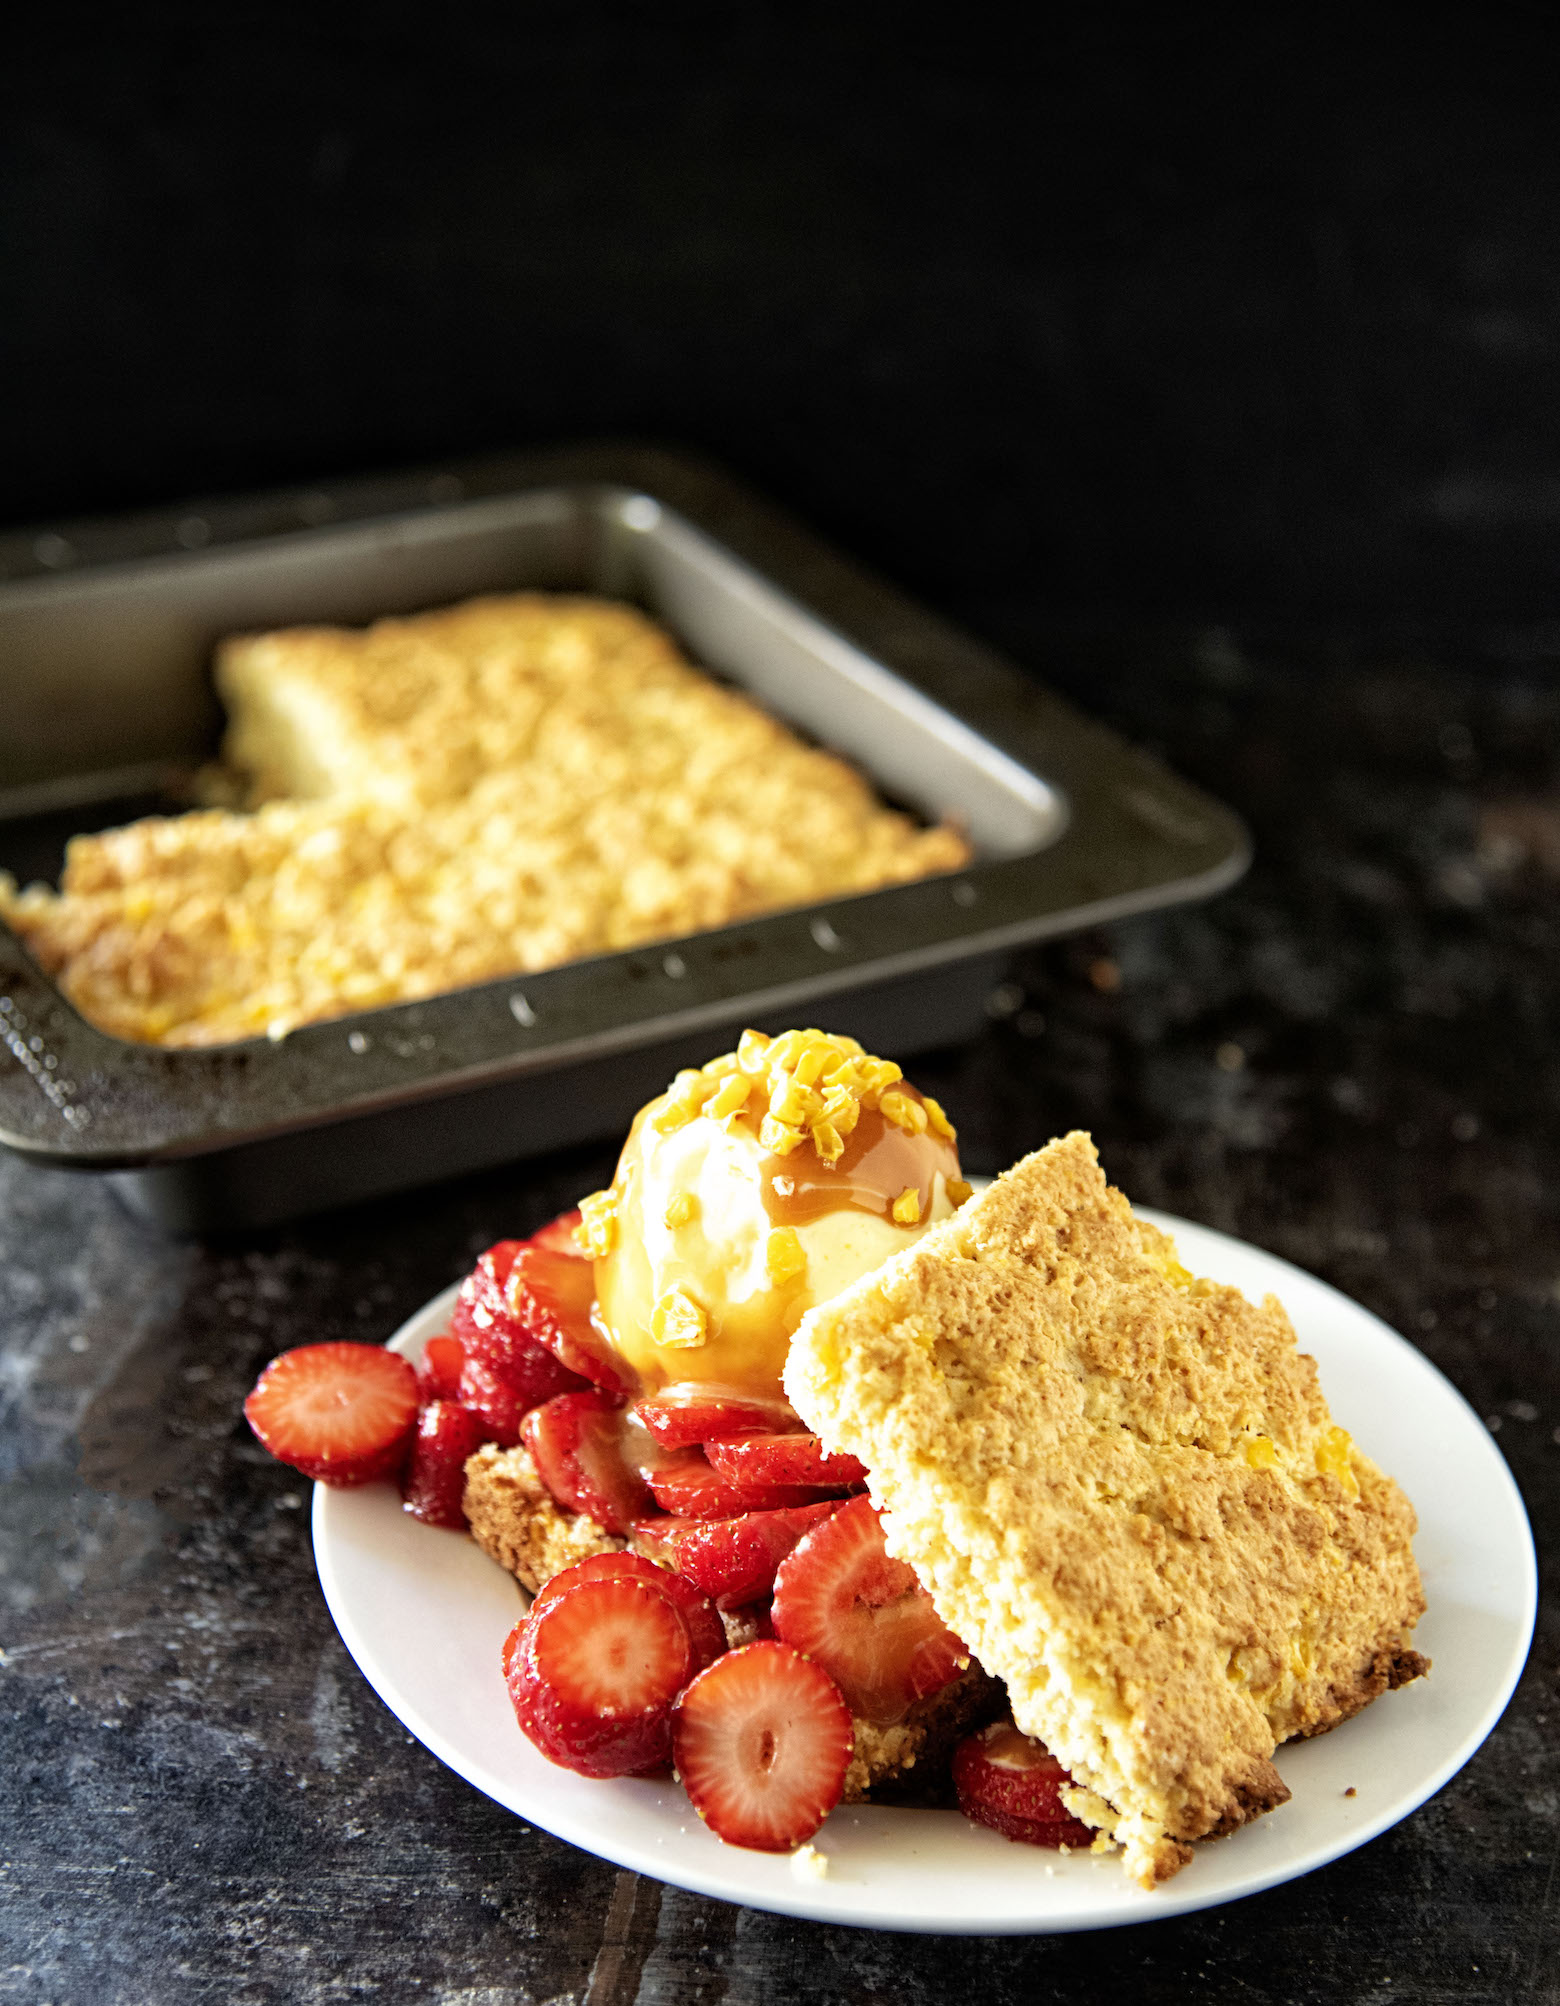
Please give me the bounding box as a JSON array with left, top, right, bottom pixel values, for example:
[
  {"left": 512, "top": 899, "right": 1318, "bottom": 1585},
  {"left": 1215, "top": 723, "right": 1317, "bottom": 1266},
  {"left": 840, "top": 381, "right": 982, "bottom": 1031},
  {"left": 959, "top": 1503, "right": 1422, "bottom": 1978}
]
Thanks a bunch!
[
  {"left": 0, "top": 593, "right": 968, "bottom": 1046},
  {"left": 462, "top": 1444, "right": 625, "bottom": 1591},
  {"left": 784, "top": 1133, "right": 1427, "bottom": 1888},
  {"left": 841, "top": 1665, "right": 1002, "bottom": 1803}
]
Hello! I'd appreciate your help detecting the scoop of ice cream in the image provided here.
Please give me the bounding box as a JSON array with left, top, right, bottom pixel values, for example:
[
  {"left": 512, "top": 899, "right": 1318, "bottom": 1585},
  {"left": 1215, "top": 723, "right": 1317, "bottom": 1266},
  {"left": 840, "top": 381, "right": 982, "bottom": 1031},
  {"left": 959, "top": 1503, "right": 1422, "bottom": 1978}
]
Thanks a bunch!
[{"left": 582, "top": 1029, "right": 968, "bottom": 1398}]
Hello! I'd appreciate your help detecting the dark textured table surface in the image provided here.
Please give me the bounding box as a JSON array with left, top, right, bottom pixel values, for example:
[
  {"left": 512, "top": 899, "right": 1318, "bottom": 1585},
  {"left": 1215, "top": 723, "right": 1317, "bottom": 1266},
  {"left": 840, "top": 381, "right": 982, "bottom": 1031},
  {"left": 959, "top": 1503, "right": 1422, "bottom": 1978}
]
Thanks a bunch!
[{"left": 2, "top": 622, "right": 1555, "bottom": 2004}]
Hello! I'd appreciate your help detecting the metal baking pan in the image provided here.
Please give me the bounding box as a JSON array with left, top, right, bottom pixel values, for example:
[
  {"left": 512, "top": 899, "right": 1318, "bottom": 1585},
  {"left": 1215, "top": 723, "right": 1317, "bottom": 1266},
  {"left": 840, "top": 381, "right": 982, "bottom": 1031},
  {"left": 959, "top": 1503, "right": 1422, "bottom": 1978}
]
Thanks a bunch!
[{"left": 0, "top": 444, "right": 1249, "bottom": 1231}]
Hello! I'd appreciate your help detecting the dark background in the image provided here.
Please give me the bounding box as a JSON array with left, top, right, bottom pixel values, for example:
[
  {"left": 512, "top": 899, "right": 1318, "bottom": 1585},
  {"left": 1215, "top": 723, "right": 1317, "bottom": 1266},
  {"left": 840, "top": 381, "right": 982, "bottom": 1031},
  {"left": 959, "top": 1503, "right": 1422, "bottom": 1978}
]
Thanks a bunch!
[
  {"left": 7, "top": 1, "right": 1560, "bottom": 635},
  {"left": 4, "top": 7, "right": 1559, "bottom": 2005}
]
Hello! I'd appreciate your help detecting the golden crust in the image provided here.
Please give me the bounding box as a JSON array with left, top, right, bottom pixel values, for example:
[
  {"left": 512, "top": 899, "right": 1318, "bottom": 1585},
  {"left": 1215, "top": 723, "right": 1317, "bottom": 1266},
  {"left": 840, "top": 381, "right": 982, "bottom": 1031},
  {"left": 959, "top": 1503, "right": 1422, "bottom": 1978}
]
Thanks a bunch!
[
  {"left": 461, "top": 1444, "right": 624, "bottom": 1591},
  {"left": 0, "top": 593, "right": 969, "bottom": 1046},
  {"left": 841, "top": 1665, "right": 1002, "bottom": 1802},
  {"left": 784, "top": 1132, "right": 1428, "bottom": 1888}
]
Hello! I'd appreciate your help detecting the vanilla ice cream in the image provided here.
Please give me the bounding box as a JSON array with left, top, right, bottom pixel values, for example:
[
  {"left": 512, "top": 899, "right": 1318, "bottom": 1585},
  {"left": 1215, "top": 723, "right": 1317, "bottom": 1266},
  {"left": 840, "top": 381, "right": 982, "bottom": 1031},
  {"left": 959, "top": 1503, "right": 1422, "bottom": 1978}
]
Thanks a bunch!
[{"left": 579, "top": 1029, "right": 969, "bottom": 1397}]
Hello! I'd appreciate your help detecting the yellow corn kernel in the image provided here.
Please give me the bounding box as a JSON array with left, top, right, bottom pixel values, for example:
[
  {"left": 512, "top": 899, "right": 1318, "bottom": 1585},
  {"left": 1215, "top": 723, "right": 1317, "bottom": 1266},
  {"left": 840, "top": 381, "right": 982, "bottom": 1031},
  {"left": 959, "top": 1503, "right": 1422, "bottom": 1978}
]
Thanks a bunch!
[
  {"left": 651, "top": 1069, "right": 707, "bottom": 1132},
  {"left": 921, "top": 1095, "right": 957, "bottom": 1142},
  {"left": 759, "top": 1114, "right": 806, "bottom": 1156},
  {"left": 892, "top": 1185, "right": 922, "bottom": 1225},
  {"left": 858, "top": 1057, "right": 903, "bottom": 1102},
  {"left": 1245, "top": 1434, "right": 1279, "bottom": 1470},
  {"left": 816, "top": 1081, "right": 855, "bottom": 1125},
  {"left": 577, "top": 1189, "right": 618, "bottom": 1257},
  {"left": 880, "top": 1090, "right": 927, "bottom": 1135},
  {"left": 1315, "top": 1425, "right": 1360, "bottom": 1498},
  {"left": 736, "top": 1028, "right": 772, "bottom": 1074},
  {"left": 704, "top": 1073, "right": 751, "bottom": 1120},
  {"left": 811, "top": 1119, "right": 844, "bottom": 1165},
  {"left": 1287, "top": 1635, "right": 1314, "bottom": 1678},
  {"left": 701, "top": 1052, "right": 741, "bottom": 1080},
  {"left": 793, "top": 1042, "right": 830, "bottom": 1088},
  {"left": 947, "top": 1178, "right": 974, "bottom": 1206},
  {"left": 822, "top": 1057, "right": 861, "bottom": 1094},
  {"left": 769, "top": 1076, "right": 819, "bottom": 1126},
  {"left": 766, "top": 1227, "right": 807, "bottom": 1284},
  {"left": 663, "top": 1190, "right": 696, "bottom": 1229},
  {"left": 651, "top": 1288, "right": 707, "bottom": 1348}
]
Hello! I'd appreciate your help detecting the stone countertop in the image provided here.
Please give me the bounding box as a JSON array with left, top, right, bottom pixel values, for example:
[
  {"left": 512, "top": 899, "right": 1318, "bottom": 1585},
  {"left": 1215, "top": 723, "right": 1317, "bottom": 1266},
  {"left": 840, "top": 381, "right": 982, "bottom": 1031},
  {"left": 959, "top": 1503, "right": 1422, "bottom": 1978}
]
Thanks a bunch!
[{"left": 1, "top": 624, "right": 1555, "bottom": 2005}]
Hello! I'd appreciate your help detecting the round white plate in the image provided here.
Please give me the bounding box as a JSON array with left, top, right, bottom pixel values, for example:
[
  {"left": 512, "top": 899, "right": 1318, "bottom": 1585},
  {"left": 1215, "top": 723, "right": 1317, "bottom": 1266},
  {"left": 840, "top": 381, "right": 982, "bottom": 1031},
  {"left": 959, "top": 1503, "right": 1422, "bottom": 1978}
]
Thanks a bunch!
[{"left": 313, "top": 1209, "right": 1536, "bottom": 1934}]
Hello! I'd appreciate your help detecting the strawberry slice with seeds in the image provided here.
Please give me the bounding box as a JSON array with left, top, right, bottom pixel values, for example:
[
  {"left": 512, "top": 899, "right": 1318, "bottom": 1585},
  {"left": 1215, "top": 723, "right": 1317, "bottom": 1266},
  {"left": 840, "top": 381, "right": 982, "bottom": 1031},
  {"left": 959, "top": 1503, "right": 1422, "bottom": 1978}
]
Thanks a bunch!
[
  {"left": 401, "top": 1399, "right": 489, "bottom": 1528},
  {"left": 632, "top": 1382, "right": 799, "bottom": 1450},
  {"left": 705, "top": 1433, "right": 867, "bottom": 1488},
  {"left": 528, "top": 1208, "right": 587, "bottom": 1258},
  {"left": 771, "top": 1494, "right": 969, "bottom": 1722},
  {"left": 416, "top": 1333, "right": 467, "bottom": 1403},
  {"left": 508, "top": 1575, "right": 693, "bottom": 1777},
  {"left": 647, "top": 1500, "right": 848, "bottom": 1610},
  {"left": 507, "top": 1244, "right": 635, "bottom": 1395},
  {"left": 645, "top": 1450, "right": 818, "bottom": 1519},
  {"left": 952, "top": 1721, "right": 1096, "bottom": 1848},
  {"left": 521, "top": 1389, "right": 652, "bottom": 1533},
  {"left": 671, "top": 1641, "right": 854, "bottom": 1851},
  {"left": 244, "top": 1342, "right": 418, "bottom": 1487},
  {"left": 528, "top": 1551, "right": 725, "bottom": 1674},
  {"left": 453, "top": 1243, "right": 589, "bottom": 1440}
]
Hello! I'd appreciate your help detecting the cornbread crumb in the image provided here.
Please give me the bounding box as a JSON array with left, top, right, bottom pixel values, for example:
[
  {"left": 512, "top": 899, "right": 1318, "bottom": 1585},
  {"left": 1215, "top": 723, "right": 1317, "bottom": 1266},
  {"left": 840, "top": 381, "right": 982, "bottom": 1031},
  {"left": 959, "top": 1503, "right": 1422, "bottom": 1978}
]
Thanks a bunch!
[
  {"left": 840, "top": 1666, "right": 1001, "bottom": 1802},
  {"left": 462, "top": 1443, "right": 624, "bottom": 1591},
  {"left": 786, "top": 1133, "right": 1428, "bottom": 1888},
  {"left": 790, "top": 1843, "right": 829, "bottom": 1880},
  {"left": 0, "top": 594, "right": 969, "bottom": 1046}
]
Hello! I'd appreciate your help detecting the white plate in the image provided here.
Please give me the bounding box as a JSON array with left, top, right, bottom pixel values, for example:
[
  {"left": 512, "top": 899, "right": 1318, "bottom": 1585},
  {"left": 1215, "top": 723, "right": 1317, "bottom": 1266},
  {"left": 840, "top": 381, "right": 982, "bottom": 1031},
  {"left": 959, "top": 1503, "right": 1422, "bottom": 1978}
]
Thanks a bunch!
[{"left": 313, "top": 1209, "right": 1536, "bottom": 1934}]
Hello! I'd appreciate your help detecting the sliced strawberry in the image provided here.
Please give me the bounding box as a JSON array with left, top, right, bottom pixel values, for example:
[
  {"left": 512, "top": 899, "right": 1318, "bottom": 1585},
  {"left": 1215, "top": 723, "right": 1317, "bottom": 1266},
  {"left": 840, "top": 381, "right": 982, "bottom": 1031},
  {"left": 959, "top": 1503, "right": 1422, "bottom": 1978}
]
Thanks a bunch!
[
  {"left": 501, "top": 1616, "right": 528, "bottom": 1682},
  {"left": 416, "top": 1333, "right": 467, "bottom": 1403},
  {"left": 507, "top": 1244, "right": 635, "bottom": 1395},
  {"left": 401, "top": 1398, "right": 489, "bottom": 1528},
  {"left": 771, "top": 1495, "right": 968, "bottom": 1722},
  {"left": 529, "top": 1551, "right": 725, "bottom": 1674},
  {"left": 529, "top": 1208, "right": 587, "bottom": 1258},
  {"left": 645, "top": 1450, "right": 819, "bottom": 1519},
  {"left": 508, "top": 1576, "right": 693, "bottom": 1778},
  {"left": 671, "top": 1642, "right": 853, "bottom": 1852},
  {"left": 952, "top": 1721, "right": 1096, "bottom": 1848},
  {"left": 628, "top": 1514, "right": 700, "bottom": 1568},
  {"left": 521, "top": 1390, "right": 652, "bottom": 1534},
  {"left": 632, "top": 1382, "right": 799, "bottom": 1450},
  {"left": 705, "top": 1433, "right": 867, "bottom": 1488},
  {"left": 244, "top": 1342, "right": 418, "bottom": 1487},
  {"left": 648, "top": 1500, "right": 848, "bottom": 1610},
  {"left": 454, "top": 1243, "right": 589, "bottom": 1439}
]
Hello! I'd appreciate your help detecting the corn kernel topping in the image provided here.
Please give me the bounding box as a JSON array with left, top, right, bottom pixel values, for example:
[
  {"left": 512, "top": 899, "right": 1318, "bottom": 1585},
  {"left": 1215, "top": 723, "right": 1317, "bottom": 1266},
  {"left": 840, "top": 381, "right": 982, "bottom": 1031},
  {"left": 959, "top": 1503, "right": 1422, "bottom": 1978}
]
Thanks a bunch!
[
  {"left": 765, "top": 1227, "right": 807, "bottom": 1284},
  {"left": 577, "top": 1188, "right": 618, "bottom": 1257},
  {"left": 650, "top": 1288, "right": 707, "bottom": 1347},
  {"left": 892, "top": 1185, "right": 922, "bottom": 1225}
]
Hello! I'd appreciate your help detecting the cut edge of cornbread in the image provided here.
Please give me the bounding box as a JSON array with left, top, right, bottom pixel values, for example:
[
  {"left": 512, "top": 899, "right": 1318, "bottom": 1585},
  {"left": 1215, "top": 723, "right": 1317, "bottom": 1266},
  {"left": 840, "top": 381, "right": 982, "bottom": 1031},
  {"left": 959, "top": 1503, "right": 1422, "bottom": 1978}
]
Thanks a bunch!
[{"left": 783, "top": 1132, "right": 1428, "bottom": 1888}]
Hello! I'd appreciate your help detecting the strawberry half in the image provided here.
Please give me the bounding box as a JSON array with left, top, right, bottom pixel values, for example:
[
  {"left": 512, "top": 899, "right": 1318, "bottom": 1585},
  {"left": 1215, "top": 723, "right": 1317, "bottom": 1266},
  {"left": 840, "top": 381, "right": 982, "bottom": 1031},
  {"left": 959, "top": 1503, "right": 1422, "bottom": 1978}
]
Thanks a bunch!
[
  {"left": 645, "top": 1450, "right": 818, "bottom": 1519},
  {"left": 521, "top": 1389, "right": 652, "bottom": 1534},
  {"left": 508, "top": 1575, "right": 693, "bottom": 1778},
  {"left": 244, "top": 1342, "right": 418, "bottom": 1487},
  {"left": 632, "top": 1383, "right": 799, "bottom": 1450},
  {"left": 507, "top": 1244, "right": 635, "bottom": 1396},
  {"left": 952, "top": 1721, "right": 1096, "bottom": 1848},
  {"left": 645, "top": 1500, "right": 847, "bottom": 1610},
  {"left": 401, "top": 1399, "right": 488, "bottom": 1528},
  {"left": 528, "top": 1551, "right": 725, "bottom": 1674},
  {"left": 771, "top": 1494, "right": 969, "bottom": 1722},
  {"left": 671, "top": 1642, "right": 854, "bottom": 1852},
  {"left": 705, "top": 1433, "right": 867, "bottom": 1488},
  {"left": 416, "top": 1332, "right": 467, "bottom": 1403}
]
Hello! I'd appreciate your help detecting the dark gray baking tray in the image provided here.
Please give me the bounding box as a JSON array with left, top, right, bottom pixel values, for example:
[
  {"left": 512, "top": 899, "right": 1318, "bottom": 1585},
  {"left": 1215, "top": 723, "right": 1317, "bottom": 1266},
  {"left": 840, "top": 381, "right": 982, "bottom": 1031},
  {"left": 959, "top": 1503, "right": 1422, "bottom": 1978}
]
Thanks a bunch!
[{"left": 0, "top": 445, "right": 1249, "bottom": 1230}]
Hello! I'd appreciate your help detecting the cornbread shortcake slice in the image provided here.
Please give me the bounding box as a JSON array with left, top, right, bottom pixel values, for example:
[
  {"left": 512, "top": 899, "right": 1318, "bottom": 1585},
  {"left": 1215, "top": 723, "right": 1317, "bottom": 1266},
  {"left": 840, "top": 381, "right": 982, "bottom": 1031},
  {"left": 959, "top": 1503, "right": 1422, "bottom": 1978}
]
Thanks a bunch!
[{"left": 784, "top": 1132, "right": 1427, "bottom": 1887}]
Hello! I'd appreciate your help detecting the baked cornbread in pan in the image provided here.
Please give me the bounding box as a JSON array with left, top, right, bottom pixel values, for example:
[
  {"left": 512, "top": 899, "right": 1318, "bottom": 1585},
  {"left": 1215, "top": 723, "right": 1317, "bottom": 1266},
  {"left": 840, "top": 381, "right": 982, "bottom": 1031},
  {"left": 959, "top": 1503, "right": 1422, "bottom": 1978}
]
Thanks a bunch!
[
  {"left": 785, "top": 1133, "right": 1427, "bottom": 1887},
  {"left": 0, "top": 594, "right": 969, "bottom": 1047}
]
